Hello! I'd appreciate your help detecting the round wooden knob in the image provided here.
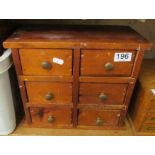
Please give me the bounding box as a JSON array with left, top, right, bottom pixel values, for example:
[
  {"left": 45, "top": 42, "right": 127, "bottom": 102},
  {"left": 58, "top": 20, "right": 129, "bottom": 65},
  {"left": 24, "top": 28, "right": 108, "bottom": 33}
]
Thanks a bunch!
[
  {"left": 105, "top": 62, "right": 113, "bottom": 70},
  {"left": 99, "top": 93, "right": 107, "bottom": 101},
  {"left": 48, "top": 115, "right": 55, "bottom": 123},
  {"left": 45, "top": 92, "right": 54, "bottom": 100},
  {"left": 41, "top": 61, "right": 52, "bottom": 69},
  {"left": 96, "top": 117, "right": 104, "bottom": 126}
]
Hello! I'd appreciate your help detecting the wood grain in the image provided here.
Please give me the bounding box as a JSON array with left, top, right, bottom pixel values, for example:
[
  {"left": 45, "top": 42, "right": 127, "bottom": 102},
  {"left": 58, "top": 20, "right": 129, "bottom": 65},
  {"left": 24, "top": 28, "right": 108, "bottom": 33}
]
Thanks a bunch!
[
  {"left": 11, "top": 116, "right": 133, "bottom": 135},
  {"left": 81, "top": 50, "right": 135, "bottom": 76},
  {"left": 80, "top": 76, "right": 135, "bottom": 83},
  {"left": 79, "top": 83, "right": 127, "bottom": 105},
  {"left": 143, "top": 112, "right": 155, "bottom": 124},
  {"left": 140, "top": 124, "right": 155, "bottom": 132},
  {"left": 30, "top": 107, "right": 72, "bottom": 127},
  {"left": 72, "top": 48, "right": 81, "bottom": 127},
  {"left": 78, "top": 109, "right": 121, "bottom": 127},
  {"left": 26, "top": 82, "right": 72, "bottom": 104},
  {"left": 19, "top": 49, "right": 72, "bottom": 76},
  {"left": 11, "top": 49, "right": 31, "bottom": 123},
  {"left": 3, "top": 25, "right": 153, "bottom": 50},
  {"left": 129, "top": 60, "right": 155, "bottom": 132},
  {"left": 4, "top": 26, "right": 152, "bottom": 129},
  {"left": 19, "top": 75, "right": 73, "bottom": 82},
  {"left": 149, "top": 99, "right": 155, "bottom": 110},
  {"left": 119, "top": 50, "right": 145, "bottom": 126}
]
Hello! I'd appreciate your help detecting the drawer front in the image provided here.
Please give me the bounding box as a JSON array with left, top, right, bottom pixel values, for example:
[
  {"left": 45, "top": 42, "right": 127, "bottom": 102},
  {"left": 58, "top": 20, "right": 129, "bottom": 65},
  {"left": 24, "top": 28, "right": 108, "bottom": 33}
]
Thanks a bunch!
[
  {"left": 19, "top": 49, "right": 72, "bottom": 76},
  {"left": 81, "top": 50, "right": 135, "bottom": 76},
  {"left": 144, "top": 112, "right": 155, "bottom": 124},
  {"left": 150, "top": 100, "right": 155, "bottom": 110},
  {"left": 79, "top": 83, "right": 127, "bottom": 105},
  {"left": 78, "top": 109, "right": 121, "bottom": 127},
  {"left": 26, "top": 82, "right": 72, "bottom": 104},
  {"left": 141, "top": 124, "right": 155, "bottom": 132},
  {"left": 30, "top": 108, "right": 72, "bottom": 127}
]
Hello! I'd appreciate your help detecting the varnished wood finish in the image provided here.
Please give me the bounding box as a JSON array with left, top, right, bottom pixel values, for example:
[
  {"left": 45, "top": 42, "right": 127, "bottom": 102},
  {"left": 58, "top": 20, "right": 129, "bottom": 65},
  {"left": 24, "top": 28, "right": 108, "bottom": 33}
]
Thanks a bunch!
[
  {"left": 81, "top": 50, "right": 135, "bottom": 76},
  {"left": 3, "top": 25, "right": 153, "bottom": 50},
  {"left": 10, "top": 114, "right": 155, "bottom": 135},
  {"left": 30, "top": 107, "right": 72, "bottom": 127},
  {"left": 79, "top": 83, "right": 127, "bottom": 105},
  {"left": 11, "top": 49, "right": 31, "bottom": 123},
  {"left": 19, "top": 75, "right": 73, "bottom": 82},
  {"left": 72, "top": 48, "right": 81, "bottom": 127},
  {"left": 119, "top": 50, "right": 145, "bottom": 126},
  {"left": 26, "top": 82, "right": 72, "bottom": 104},
  {"left": 12, "top": 116, "right": 134, "bottom": 135},
  {"left": 143, "top": 112, "right": 155, "bottom": 124},
  {"left": 78, "top": 109, "right": 121, "bottom": 127},
  {"left": 11, "top": 49, "right": 23, "bottom": 74},
  {"left": 78, "top": 104, "right": 126, "bottom": 110},
  {"left": 80, "top": 77, "right": 135, "bottom": 83},
  {"left": 26, "top": 103, "right": 73, "bottom": 108},
  {"left": 149, "top": 99, "right": 155, "bottom": 110},
  {"left": 129, "top": 60, "right": 155, "bottom": 132},
  {"left": 141, "top": 124, "right": 155, "bottom": 132},
  {"left": 3, "top": 26, "right": 152, "bottom": 129},
  {"left": 19, "top": 49, "right": 72, "bottom": 76}
]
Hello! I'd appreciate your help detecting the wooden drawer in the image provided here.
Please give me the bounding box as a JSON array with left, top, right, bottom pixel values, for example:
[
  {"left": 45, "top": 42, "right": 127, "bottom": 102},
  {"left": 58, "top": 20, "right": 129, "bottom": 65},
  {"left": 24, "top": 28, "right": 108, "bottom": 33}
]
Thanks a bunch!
[
  {"left": 79, "top": 83, "right": 127, "bottom": 105},
  {"left": 141, "top": 124, "right": 155, "bottom": 132},
  {"left": 150, "top": 100, "right": 155, "bottom": 110},
  {"left": 144, "top": 112, "right": 155, "bottom": 124},
  {"left": 81, "top": 50, "right": 135, "bottom": 76},
  {"left": 78, "top": 109, "right": 121, "bottom": 127},
  {"left": 19, "top": 49, "right": 72, "bottom": 76},
  {"left": 30, "top": 107, "right": 72, "bottom": 127},
  {"left": 26, "top": 82, "right": 72, "bottom": 104}
]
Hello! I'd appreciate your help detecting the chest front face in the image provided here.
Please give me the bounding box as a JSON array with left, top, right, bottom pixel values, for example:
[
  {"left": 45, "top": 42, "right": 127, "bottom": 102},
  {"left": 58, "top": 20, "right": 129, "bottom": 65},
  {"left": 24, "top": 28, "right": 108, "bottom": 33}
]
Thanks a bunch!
[{"left": 3, "top": 26, "right": 152, "bottom": 129}]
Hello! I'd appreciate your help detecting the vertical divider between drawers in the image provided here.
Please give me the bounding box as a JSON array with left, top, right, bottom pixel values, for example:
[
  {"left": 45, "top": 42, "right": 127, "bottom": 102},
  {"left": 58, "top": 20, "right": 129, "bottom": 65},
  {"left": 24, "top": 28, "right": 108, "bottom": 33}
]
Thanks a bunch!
[{"left": 72, "top": 47, "right": 81, "bottom": 127}]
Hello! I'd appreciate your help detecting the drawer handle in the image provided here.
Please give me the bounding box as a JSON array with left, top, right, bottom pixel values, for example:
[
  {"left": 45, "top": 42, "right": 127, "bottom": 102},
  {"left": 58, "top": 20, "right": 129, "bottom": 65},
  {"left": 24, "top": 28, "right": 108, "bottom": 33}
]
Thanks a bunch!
[
  {"left": 48, "top": 115, "right": 55, "bottom": 123},
  {"left": 99, "top": 93, "right": 108, "bottom": 101},
  {"left": 41, "top": 61, "right": 52, "bottom": 70},
  {"left": 105, "top": 62, "right": 113, "bottom": 70},
  {"left": 45, "top": 92, "right": 54, "bottom": 100},
  {"left": 96, "top": 117, "right": 104, "bottom": 126}
]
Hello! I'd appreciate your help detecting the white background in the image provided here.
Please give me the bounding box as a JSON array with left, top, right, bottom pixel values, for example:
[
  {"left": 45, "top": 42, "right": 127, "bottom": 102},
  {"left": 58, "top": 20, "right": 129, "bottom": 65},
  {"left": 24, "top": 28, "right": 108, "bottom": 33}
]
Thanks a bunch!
[
  {"left": 0, "top": 0, "right": 155, "bottom": 19},
  {"left": 0, "top": 136, "right": 155, "bottom": 155}
]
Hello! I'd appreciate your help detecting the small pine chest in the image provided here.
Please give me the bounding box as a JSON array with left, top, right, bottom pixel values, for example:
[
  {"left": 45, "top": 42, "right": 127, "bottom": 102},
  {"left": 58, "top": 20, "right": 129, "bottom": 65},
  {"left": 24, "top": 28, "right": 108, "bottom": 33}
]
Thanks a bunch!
[{"left": 3, "top": 25, "right": 152, "bottom": 129}]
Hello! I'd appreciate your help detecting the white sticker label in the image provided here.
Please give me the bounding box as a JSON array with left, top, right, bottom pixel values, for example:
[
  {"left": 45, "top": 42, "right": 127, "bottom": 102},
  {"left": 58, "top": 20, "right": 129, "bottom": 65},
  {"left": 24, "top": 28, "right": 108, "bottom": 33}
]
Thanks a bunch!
[
  {"left": 114, "top": 52, "right": 132, "bottom": 62},
  {"left": 53, "top": 57, "right": 64, "bottom": 65},
  {"left": 151, "top": 89, "right": 155, "bottom": 95}
]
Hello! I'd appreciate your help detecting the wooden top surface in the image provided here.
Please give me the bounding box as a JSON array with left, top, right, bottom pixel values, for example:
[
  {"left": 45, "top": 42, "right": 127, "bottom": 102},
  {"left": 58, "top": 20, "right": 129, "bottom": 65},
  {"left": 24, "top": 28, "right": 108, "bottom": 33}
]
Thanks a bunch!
[
  {"left": 139, "top": 59, "right": 155, "bottom": 87},
  {"left": 3, "top": 25, "right": 153, "bottom": 50}
]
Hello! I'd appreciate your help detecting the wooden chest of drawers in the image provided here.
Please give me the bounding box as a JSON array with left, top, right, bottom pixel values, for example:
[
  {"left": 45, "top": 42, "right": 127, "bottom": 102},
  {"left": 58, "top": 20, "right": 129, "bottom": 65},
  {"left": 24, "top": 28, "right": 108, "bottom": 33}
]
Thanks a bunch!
[
  {"left": 3, "top": 25, "right": 152, "bottom": 129},
  {"left": 129, "top": 60, "right": 155, "bottom": 132}
]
